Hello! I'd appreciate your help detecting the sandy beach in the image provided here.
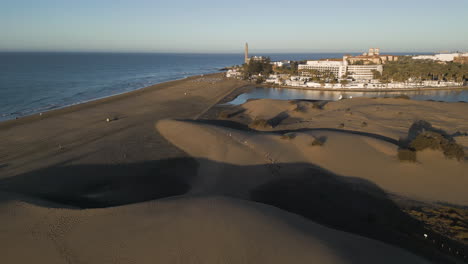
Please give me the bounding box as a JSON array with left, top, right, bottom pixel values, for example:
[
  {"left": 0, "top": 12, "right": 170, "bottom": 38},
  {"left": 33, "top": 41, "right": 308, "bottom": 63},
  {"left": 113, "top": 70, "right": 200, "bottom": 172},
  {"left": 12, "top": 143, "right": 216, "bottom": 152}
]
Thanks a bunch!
[
  {"left": 0, "top": 73, "right": 248, "bottom": 179},
  {"left": 1, "top": 75, "right": 467, "bottom": 263}
]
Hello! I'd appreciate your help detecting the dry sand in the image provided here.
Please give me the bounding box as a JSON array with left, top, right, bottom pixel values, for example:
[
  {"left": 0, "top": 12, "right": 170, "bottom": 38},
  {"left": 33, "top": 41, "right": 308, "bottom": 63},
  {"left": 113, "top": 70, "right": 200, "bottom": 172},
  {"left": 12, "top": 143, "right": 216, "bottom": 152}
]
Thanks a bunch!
[
  {"left": 0, "top": 73, "right": 247, "bottom": 179},
  {"left": 0, "top": 195, "right": 429, "bottom": 264},
  {"left": 158, "top": 97, "right": 468, "bottom": 205},
  {"left": 1, "top": 78, "right": 466, "bottom": 263}
]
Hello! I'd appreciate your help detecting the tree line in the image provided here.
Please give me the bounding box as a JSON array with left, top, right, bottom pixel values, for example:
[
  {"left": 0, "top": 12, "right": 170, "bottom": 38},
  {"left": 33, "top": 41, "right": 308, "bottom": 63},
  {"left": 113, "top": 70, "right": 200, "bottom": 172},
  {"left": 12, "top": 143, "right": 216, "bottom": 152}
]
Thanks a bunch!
[{"left": 374, "top": 57, "right": 468, "bottom": 83}]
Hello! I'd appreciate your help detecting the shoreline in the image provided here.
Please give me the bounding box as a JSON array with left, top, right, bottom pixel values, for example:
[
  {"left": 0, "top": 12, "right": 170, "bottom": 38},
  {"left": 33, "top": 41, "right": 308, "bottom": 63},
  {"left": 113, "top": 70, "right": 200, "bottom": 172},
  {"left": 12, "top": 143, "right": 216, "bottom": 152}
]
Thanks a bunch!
[
  {"left": 0, "top": 72, "right": 249, "bottom": 179},
  {"left": 0, "top": 73, "right": 227, "bottom": 128},
  {"left": 3, "top": 75, "right": 466, "bottom": 125},
  {"left": 259, "top": 84, "right": 468, "bottom": 92}
]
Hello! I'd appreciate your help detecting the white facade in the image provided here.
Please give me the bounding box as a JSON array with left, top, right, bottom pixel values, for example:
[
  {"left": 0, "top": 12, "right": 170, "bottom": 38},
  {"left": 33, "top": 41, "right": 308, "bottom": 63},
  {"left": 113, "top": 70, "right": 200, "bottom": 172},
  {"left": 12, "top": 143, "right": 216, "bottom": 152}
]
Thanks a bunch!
[
  {"left": 413, "top": 53, "right": 464, "bottom": 62},
  {"left": 271, "top": 61, "right": 291, "bottom": 67},
  {"left": 347, "top": 65, "right": 383, "bottom": 80},
  {"left": 298, "top": 60, "right": 347, "bottom": 78},
  {"left": 226, "top": 69, "right": 242, "bottom": 78},
  {"left": 299, "top": 58, "right": 382, "bottom": 81}
]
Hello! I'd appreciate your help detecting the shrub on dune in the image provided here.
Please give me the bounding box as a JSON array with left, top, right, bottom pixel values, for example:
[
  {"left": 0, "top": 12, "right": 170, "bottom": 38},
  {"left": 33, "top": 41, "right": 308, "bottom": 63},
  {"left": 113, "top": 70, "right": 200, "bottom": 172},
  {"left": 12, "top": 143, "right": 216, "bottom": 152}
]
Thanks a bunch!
[
  {"left": 218, "top": 111, "right": 230, "bottom": 119},
  {"left": 410, "top": 131, "right": 464, "bottom": 161},
  {"left": 399, "top": 120, "right": 465, "bottom": 161},
  {"left": 293, "top": 105, "right": 307, "bottom": 113},
  {"left": 249, "top": 119, "right": 272, "bottom": 129},
  {"left": 281, "top": 132, "right": 296, "bottom": 140},
  {"left": 310, "top": 137, "right": 326, "bottom": 146}
]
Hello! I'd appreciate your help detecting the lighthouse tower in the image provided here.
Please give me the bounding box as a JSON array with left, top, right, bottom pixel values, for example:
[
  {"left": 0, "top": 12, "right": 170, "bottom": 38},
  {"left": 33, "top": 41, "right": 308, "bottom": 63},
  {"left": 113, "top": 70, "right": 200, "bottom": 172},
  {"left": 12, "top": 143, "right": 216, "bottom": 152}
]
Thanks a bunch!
[{"left": 244, "top": 43, "right": 250, "bottom": 64}]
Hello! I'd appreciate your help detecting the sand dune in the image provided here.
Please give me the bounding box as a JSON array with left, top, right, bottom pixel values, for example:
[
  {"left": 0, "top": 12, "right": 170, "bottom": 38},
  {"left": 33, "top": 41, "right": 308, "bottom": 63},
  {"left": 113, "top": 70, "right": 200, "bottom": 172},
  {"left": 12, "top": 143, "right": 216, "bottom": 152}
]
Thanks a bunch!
[
  {"left": 2, "top": 81, "right": 467, "bottom": 263},
  {"left": 0, "top": 194, "right": 428, "bottom": 264},
  {"left": 241, "top": 97, "right": 468, "bottom": 145},
  {"left": 156, "top": 118, "right": 468, "bottom": 205}
]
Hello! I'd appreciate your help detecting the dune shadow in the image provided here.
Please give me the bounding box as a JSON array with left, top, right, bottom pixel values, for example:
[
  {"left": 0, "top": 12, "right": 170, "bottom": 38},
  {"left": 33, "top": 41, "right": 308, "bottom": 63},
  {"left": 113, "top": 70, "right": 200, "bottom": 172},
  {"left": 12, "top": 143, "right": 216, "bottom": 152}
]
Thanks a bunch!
[
  {"left": 0, "top": 158, "right": 466, "bottom": 262},
  {"left": 188, "top": 118, "right": 400, "bottom": 145},
  {"left": 0, "top": 158, "right": 198, "bottom": 208},
  {"left": 187, "top": 119, "right": 253, "bottom": 131},
  {"left": 249, "top": 166, "right": 466, "bottom": 264},
  {"left": 268, "top": 111, "right": 290, "bottom": 127}
]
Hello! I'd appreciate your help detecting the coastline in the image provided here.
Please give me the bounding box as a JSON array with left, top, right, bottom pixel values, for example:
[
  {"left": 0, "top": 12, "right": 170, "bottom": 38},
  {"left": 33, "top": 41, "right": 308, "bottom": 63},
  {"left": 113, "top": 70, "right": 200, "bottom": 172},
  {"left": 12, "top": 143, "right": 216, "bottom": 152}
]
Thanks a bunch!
[
  {"left": 0, "top": 73, "right": 231, "bottom": 128},
  {"left": 4, "top": 74, "right": 466, "bottom": 126},
  {"left": 0, "top": 73, "right": 248, "bottom": 179}
]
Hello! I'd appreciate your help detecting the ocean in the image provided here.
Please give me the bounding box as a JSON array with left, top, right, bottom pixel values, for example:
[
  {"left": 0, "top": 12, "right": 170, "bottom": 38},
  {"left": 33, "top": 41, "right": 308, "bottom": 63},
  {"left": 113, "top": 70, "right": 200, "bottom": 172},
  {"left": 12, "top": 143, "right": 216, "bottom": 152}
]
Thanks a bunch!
[{"left": 1, "top": 52, "right": 459, "bottom": 122}]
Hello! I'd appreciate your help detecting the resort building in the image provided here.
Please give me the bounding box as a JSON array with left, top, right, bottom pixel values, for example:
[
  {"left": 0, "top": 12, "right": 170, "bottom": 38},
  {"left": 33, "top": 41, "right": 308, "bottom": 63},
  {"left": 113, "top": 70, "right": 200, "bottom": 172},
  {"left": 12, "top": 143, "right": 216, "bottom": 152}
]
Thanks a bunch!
[
  {"left": 298, "top": 59, "right": 347, "bottom": 78},
  {"left": 298, "top": 55, "right": 383, "bottom": 81},
  {"left": 271, "top": 60, "right": 291, "bottom": 68},
  {"left": 412, "top": 53, "right": 467, "bottom": 62},
  {"left": 347, "top": 65, "right": 383, "bottom": 80},
  {"left": 346, "top": 48, "right": 399, "bottom": 65}
]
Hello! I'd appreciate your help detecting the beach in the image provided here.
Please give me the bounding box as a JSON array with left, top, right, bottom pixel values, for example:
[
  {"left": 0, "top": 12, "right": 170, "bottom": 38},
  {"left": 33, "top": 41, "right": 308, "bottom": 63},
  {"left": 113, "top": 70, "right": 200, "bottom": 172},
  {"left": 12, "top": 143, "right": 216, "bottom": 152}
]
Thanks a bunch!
[
  {"left": 1, "top": 75, "right": 468, "bottom": 263},
  {"left": 0, "top": 73, "right": 248, "bottom": 179}
]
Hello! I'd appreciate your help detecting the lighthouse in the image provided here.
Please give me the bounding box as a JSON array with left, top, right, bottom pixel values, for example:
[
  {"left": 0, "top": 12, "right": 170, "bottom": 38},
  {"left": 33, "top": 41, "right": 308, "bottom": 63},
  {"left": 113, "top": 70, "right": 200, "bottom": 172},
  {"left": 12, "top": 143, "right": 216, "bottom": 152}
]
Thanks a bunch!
[{"left": 244, "top": 43, "right": 249, "bottom": 64}]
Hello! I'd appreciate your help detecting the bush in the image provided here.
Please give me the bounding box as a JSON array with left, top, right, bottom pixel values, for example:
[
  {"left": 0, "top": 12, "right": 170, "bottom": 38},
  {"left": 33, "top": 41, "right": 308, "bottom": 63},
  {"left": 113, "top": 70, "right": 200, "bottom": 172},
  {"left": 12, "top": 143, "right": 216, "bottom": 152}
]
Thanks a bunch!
[
  {"left": 293, "top": 105, "right": 307, "bottom": 113},
  {"left": 410, "top": 131, "right": 465, "bottom": 161},
  {"left": 311, "top": 137, "right": 325, "bottom": 146},
  {"left": 281, "top": 132, "right": 296, "bottom": 140},
  {"left": 400, "top": 120, "right": 465, "bottom": 161},
  {"left": 218, "top": 111, "right": 230, "bottom": 119},
  {"left": 398, "top": 149, "right": 417, "bottom": 162},
  {"left": 249, "top": 119, "right": 272, "bottom": 129},
  {"left": 312, "top": 102, "right": 325, "bottom": 110},
  {"left": 443, "top": 142, "right": 465, "bottom": 160}
]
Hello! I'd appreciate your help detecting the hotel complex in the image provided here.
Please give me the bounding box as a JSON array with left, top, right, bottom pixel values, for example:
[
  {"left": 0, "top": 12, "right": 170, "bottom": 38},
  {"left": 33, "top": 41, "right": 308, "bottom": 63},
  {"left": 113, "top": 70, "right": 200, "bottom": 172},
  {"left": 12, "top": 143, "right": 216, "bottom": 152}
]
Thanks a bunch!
[
  {"left": 298, "top": 50, "right": 386, "bottom": 81},
  {"left": 413, "top": 52, "right": 468, "bottom": 63},
  {"left": 226, "top": 45, "right": 467, "bottom": 89}
]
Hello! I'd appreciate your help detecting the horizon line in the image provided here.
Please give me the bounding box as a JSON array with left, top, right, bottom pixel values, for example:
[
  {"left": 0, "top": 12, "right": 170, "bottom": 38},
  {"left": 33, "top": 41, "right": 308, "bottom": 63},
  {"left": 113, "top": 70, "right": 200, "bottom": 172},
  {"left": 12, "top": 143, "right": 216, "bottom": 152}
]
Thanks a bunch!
[{"left": 0, "top": 50, "right": 442, "bottom": 55}]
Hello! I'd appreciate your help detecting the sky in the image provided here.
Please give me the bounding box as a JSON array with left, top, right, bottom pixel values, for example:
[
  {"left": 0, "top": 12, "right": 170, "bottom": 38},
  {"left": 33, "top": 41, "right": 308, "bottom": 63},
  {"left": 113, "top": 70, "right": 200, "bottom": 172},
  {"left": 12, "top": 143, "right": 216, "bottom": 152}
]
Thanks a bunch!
[{"left": 1, "top": 0, "right": 467, "bottom": 53}]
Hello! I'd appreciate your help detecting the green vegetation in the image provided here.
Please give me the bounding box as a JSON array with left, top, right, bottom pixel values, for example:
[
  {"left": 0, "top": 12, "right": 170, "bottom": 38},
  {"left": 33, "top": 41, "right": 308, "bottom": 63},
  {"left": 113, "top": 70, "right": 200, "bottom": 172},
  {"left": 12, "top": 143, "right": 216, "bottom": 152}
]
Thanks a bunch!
[
  {"left": 274, "top": 60, "right": 306, "bottom": 75},
  {"left": 242, "top": 58, "right": 273, "bottom": 79},
  {"left": 410, "top": 131, "right": 465, "bottom": 160},
  {"left": 281, "top": 132, "right": 296, "bottom": 140},
  {"left": 376, "top": 57, "right": 468, "bottom": 83},
  {"left": 310, "top": 137, "right": 325, "bottom": 146},
  {"left": 255, "top": 76, "right": 265, "bottom": 84},
  {"left": 399, "top": 120, "right": 465, "bottom": 162},
  {"left": 249, "top": 119, "right": 272, "bottom": 129}
]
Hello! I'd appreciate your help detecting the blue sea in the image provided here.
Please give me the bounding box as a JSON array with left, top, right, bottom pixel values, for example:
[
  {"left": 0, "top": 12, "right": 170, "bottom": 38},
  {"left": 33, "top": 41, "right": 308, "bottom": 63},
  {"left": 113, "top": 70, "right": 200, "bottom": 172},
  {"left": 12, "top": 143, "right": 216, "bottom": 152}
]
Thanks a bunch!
[{"left": 1, "top": 52, "right": 465, "bottom": 122}]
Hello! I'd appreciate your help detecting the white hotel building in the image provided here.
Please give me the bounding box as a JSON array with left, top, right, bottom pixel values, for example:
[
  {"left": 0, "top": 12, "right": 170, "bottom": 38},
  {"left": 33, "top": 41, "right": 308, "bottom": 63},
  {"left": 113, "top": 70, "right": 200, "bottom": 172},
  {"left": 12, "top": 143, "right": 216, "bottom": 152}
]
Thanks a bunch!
[
  {"left": 298, "top": 57, "right": 383, "bottom": 81},
  {"left": 347, "top": 65, "right": 383, "bottom": 80},
  {"left": 298, "top": 59, "right": 347, "bottom": 78},
  {"left": 412, "top": 53, "right": 468, "bottom": 62}
]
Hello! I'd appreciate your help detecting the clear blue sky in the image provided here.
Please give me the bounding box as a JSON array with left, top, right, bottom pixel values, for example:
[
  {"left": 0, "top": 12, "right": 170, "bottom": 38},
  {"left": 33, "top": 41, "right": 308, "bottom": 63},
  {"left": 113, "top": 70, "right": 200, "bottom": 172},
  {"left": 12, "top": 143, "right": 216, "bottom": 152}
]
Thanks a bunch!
[{"left": 1, "top": 0, "right": 467, "bottom": 53}]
